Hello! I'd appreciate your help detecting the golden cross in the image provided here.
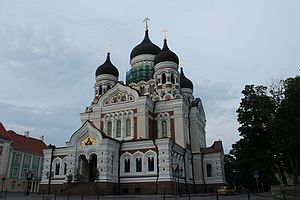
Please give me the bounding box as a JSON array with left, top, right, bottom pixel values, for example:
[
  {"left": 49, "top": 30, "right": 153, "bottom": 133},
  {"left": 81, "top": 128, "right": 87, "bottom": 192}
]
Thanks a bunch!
[
  {"left": 107, "top": 42, "right": 111, "bottom": 53},
  {"left": 162, "top": 29, "right": 168, "bottom": 39},
  {"left": 179, "top": 59, "right": 184, "bottom": 68},
  {"left": 143, "top": 17, "right": 150, "bottom": 31}
]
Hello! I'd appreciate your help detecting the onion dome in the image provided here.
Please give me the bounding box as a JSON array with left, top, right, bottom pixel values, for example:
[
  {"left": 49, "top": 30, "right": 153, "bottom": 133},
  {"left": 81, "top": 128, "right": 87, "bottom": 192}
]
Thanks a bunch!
[
  {"left": 130, "top": 30, "right": 161, "bottom": 60},
  {"left": 180, "top": 67, "right": 193, "bottom": 89},
  {"left": 154, "top": 39, "right": 179, "bottom": 65},
  {"left": 95, "top": 52, "right": 119, "bottom": 77}
]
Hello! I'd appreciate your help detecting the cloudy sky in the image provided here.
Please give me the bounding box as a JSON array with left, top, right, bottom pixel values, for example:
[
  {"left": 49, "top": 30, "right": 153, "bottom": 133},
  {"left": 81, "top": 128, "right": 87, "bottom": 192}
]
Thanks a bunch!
[{"left": 0, "top": 0, "right": 299, "bottom": 153}]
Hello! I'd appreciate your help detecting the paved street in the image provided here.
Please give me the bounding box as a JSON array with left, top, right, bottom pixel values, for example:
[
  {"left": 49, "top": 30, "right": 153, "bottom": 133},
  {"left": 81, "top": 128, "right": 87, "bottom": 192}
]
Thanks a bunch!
[{"left": 0, "top": 193, "right": 280, "bottom": 200}]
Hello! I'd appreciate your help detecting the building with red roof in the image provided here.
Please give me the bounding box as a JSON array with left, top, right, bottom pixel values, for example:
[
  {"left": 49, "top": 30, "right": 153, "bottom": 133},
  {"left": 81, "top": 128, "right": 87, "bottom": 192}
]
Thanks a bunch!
[{"left": 0, "top": 122, "right": 47, "bottom": 193}]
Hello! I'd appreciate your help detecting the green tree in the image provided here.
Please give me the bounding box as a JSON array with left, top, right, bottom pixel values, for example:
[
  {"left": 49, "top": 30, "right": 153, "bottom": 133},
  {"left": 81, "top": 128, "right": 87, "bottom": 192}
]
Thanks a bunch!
[
  {"left": 224, "top": 154, "right": 236, "bottom": 188},
  {"left": 231, "top": 85, "right": 278, "bottom": 191},
  {"left": 273, "top": 76, "right": 300, "bottom": 184}
]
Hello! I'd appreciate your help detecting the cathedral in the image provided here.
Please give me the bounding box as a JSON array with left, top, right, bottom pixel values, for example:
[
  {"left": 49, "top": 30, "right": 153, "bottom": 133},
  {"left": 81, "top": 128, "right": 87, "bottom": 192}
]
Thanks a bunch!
[{"left": 40, "top": 20, "right": 225, "bottom": 195}]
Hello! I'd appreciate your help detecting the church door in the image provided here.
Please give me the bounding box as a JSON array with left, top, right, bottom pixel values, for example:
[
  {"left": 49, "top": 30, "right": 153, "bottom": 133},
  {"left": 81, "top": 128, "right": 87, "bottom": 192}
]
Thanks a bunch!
[{"left": 89, "top": 154, "right": 98, "bottom": 182}]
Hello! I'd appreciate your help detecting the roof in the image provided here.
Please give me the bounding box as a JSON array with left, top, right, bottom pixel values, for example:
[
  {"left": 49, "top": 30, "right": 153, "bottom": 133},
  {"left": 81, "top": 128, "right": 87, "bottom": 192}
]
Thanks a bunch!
[
  {"left": 180, "top": 67, "right": 193, "bottom": 89},
  {"left": 201, "top": 141, "right": 224, "bottom": 154},
  {"left": 130, "top": 30, "right": 161, "bottom": 60},
  {"left": 154, "top": 39, "right": 179, "bottom": 65},
  {"left": 0, "top": 122, "right": 47, "bottom": 156},
  {"left": 95, "top": 52, "right": 119, "bottom": 77}
]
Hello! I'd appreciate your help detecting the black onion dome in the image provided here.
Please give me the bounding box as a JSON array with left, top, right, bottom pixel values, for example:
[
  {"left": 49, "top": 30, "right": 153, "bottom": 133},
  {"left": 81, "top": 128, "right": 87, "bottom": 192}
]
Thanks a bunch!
[
  {"left": 180, "top": 67, "right": 193, "bottom": 90},
  {"left": 130, "top": 30, "right": 161, "bottom": 60},
  {"left": 154, "top": 39, "right": 179, "bottom": 65},
  {"left": 95, "top": 52, "right": 119, "bottom": 77}
]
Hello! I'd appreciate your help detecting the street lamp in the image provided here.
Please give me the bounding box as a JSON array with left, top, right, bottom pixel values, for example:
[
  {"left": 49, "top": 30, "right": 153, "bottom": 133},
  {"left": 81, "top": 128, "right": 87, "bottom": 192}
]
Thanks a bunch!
[
  {"left": 48, "top": 144, "right": 56, "bottom": 194},
  {"left": 25, "top": 171, "right": 33, "bottom": 195},
  {"left": 1, "top": 176, "right": 6, "bottom": 195}
]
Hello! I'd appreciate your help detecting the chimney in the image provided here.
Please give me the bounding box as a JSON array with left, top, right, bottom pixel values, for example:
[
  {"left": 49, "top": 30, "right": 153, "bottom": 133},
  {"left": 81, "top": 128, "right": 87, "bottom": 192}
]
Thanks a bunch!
[
  {"left": 24, "top": 131, "right": 29, "bottom": 138},
  {"left": 40, "top": 135, "right": 44, "bottom": 142}
]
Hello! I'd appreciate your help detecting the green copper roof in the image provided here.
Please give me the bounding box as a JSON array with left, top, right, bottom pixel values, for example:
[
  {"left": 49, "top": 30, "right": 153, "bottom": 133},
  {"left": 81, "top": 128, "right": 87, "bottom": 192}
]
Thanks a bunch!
[{"left": 126, "top": 65, "right": 154, "bottom": 84}]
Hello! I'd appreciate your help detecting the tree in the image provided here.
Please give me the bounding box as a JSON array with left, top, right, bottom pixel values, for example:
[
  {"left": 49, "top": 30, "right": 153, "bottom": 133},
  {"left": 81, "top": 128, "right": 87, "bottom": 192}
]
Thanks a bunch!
[
  {"left": 224, "top": 154, "right": 236, "bottom": 188},
  {"left": 273, "top": 76, "right": 300, "bottom": 184},
  {"left": 231, "top": 85, "right": 278, "bottom": 191}
]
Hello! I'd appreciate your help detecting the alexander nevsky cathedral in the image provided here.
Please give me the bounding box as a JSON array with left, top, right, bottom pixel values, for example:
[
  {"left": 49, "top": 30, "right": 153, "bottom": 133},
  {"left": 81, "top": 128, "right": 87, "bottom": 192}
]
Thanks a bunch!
[{"left": 40, "top": 19, "right": 225, "bottom": 195}]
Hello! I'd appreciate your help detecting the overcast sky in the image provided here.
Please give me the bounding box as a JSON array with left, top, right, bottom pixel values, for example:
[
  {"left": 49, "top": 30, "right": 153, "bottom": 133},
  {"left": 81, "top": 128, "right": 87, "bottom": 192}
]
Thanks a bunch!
[{"left": 0, "top": 0, "right": 299, "bottom": 153}]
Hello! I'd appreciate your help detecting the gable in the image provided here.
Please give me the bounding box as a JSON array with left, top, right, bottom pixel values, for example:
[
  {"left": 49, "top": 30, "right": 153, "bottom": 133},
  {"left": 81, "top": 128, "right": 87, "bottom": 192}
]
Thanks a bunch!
[
  {"left": 66, "top": 120, "right": 105, "bottom": 147},
  {"left": 98, "top": 83, "right": 140, "bottom": 107}
]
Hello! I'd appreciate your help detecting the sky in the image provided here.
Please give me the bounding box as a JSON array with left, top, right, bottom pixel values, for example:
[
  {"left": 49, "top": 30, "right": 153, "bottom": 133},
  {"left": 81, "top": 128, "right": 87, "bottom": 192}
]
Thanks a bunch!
[{"left": 0, "top": 0, "right": 299, "bottom": 153}]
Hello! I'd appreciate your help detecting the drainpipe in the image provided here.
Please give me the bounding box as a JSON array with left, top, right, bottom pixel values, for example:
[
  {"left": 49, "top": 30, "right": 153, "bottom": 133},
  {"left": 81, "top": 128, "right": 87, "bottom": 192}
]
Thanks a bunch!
[
  {"left": 187, "top": 104, "right": 196, "bottom": 192},
  {"left": 170, "top": 140, "right": 175, "bottom": 194},
  {"left": 183, "top": 148, "right": 187, "bottom": 194},
  {"left": 201, "top": 150, "right": 207, "bottom": 193},
  {"left": 47, "top": 144, "right": 56, "bottom": 195},
  {"left": 118, "top": 142, "right": 122, "bottom": 195},
  {"left": 153, "top": 139, "right": 159, "bottom": 194}
]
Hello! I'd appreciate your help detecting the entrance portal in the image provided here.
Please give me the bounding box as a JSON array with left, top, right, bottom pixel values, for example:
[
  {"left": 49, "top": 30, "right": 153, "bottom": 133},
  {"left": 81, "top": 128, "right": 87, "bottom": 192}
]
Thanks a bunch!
[
  {"left": 78, "top": 154, "right": 98, "bottom": 182},
  {"left": 89, "top": 154, "right": 97, "bottom": 182}
]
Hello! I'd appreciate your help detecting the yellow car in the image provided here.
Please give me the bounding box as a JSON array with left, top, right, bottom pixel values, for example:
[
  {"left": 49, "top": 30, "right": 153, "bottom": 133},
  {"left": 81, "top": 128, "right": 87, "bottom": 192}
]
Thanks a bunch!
[{"left": 217, "top": 186, "right": 235, "bottom": 195}]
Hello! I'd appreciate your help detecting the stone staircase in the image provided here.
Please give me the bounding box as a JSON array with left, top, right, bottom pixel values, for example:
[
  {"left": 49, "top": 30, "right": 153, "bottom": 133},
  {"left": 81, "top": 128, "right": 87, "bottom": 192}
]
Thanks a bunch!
[{"left": 60, "top": 182, "right": 97, "bottom": 196}]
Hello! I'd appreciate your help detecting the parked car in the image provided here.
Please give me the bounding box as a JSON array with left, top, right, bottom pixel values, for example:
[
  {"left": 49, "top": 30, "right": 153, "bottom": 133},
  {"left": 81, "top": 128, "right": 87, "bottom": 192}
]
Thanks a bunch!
[{"left": 217, "top": 186, "right": 235, "bottom": 195}]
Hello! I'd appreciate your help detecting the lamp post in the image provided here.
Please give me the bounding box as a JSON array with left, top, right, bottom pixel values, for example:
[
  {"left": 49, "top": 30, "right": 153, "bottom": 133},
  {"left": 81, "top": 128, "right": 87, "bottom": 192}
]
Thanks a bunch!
[
  {"left": 25, "top": 171, "right": 33, "bottom": 195},
  {"left": 1, "top": 176, "right": 6, "bottom": 195},
  {"left": 48, "top": 144, "right": 56, "bottom": 195}
]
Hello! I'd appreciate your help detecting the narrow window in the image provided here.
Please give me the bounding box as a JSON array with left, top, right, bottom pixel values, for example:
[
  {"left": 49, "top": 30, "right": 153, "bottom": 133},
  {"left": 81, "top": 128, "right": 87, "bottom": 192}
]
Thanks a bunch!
[
  {"left": 148, "top": 157, "right": 154, "bottom": 172},
  {"left": 136, "top": 158, "right": 142, "bottom": 172},
  {"left": 107, "top": 121, "right": 112, "bottom": 137},
  {"left": 55, "top": 163, "right": 60, "bottom": 175},
  {"left": 116, "top": 120, "right": 121, "bottom": 137},
  {"left": 107, "top": 85, "right": 111, "bottom": 90},
  {"left": 162, "top": 121, "right": 167, "bottom": 137},
  {"left": 162, "top": 73, "right": 166, "bottom": 84},
  {"left": 64, "top": 163, "right": 67, "bottom": 175},
  {"left": 140, "top": 86, "right": 145, "bottom": 94},
  {"left": 150, "top": 84, "right": 154, "bottom": 93},
  {"left": 125, "top": 158, "right": 130, "bottom": 173},
  {"left": 206, "top": 164, "right": 212, "bottom": 177},
  {"left": 126, "top": 119, "right": 131, "bottom": 137},
  {"left": 99, "top": 86, "right": 102, "bottom": 95},
  {"left": 171, "top": 73, "right": 175, "bottom": 84}
]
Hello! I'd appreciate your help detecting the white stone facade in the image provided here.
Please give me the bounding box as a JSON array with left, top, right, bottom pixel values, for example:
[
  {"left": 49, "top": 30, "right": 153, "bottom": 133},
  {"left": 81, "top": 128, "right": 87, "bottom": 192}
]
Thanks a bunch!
[{"left": 40, "top": 30, "right": 225, "bottom": 194}]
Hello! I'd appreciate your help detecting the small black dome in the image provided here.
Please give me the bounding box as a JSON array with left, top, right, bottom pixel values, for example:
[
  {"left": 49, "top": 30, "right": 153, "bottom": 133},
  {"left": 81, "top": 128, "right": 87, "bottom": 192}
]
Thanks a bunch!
[
  {"left": 95, "top": 52, "right": 119, "bottom": 77},
  {"left": 130, "top": 30, "right": 161, "bottom": 60},
  {"left": 180, "top": 67, "right": 193, "bottom": 90},
  {"left": 154, "top": 39, "right": 179, "bottom": 65}
]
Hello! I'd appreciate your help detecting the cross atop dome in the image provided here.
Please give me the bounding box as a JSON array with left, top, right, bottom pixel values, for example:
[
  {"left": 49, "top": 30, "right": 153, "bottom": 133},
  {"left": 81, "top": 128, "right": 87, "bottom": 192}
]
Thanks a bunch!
[
  {"left": 107, "top": 42, "right": 112, "bottom": 53},
  {"left": 162, "top": 29, "right": 168, "bottom": 39},
  {"left": 143, "top": 17, "right": 150, "bottom": 31}
]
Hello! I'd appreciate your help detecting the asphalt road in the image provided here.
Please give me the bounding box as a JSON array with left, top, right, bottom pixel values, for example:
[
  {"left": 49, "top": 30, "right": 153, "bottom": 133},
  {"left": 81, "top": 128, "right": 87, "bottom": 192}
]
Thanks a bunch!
[{"left": 0, "top": 192, "right": 281, "bottom": 200}]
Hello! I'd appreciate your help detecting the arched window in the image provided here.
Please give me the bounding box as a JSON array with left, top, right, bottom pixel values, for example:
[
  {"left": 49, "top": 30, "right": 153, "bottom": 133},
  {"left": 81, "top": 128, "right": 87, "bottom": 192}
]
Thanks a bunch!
[
  {"left": 107, "top": 85, "right": 111, "bottom": 90},
  {"left": 162, "top": 121, "right": 167, "bottom": 137},
  {"left": 107, "top": 121, "right": 112, "bottom": 137},
  {"left": 99, "top": 86, "right": 102, "bottom": 95},
  {"left": 125, "top": 158, "right": 130, "bottom": 173},
  {"left": 162, "top": 73, "right": 166, "bottom": 84},
  {"left": 206, "top": 164, "right": 212, "bottom": 177},
  {"left": 116, "top": 120, "right": 121, "bottom": 137},
  {"left": 148, "top": 157, "right": 154, "bottom": 172},
  {"left": 140, "top": 86, "right": 145, "bottom": 94},
  {"left": 149, "top": 84, "right": 154, "bottom": 93},
  {"left": 55, "top": 163, "right": 60, "bottom": 175},
  {"left": 126, "top": 119, "right": 131, "bottom": 137},
  {"left": 171, "top": 73, "right": 175, "bottom": 84},
  {"left": 136, "top": 158, "right": 142, "bottom": 172}
]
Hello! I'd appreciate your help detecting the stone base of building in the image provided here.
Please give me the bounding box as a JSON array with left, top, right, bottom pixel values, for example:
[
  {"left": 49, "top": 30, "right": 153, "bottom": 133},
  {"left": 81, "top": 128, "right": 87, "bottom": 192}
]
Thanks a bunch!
[{"left": 39, "top": 181, "right": 223, "bottom": 195}]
